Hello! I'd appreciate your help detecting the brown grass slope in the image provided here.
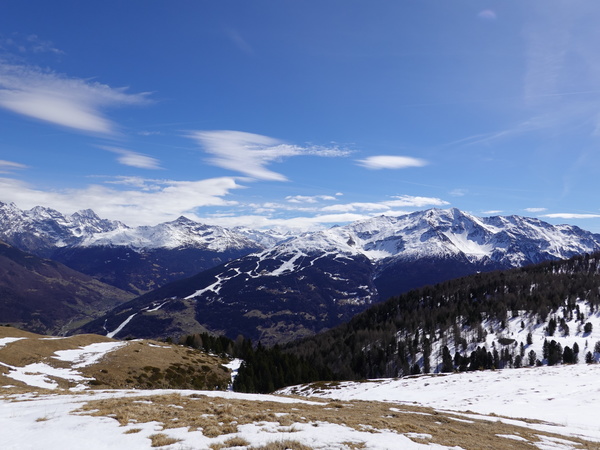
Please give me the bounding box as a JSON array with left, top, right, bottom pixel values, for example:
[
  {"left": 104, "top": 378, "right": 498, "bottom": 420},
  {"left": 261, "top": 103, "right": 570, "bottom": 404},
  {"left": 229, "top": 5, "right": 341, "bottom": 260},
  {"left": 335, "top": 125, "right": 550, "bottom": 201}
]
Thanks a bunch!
[
  {"left": 0, "top": 240, "right": 135, "bottom": 335},
  {"left": 0, "top": 327, "right": 231, "bottom": 391}
]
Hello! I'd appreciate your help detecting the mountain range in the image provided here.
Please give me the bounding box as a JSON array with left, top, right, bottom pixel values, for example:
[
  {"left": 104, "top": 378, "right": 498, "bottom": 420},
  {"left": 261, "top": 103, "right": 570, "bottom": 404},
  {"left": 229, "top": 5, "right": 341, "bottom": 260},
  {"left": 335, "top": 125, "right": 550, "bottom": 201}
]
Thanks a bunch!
[
  {"left": 77, "top": 207, "right": 600, "bottom": 344},
  {"left": 0, "top": 202, "right": 272, "bottom": 294}
]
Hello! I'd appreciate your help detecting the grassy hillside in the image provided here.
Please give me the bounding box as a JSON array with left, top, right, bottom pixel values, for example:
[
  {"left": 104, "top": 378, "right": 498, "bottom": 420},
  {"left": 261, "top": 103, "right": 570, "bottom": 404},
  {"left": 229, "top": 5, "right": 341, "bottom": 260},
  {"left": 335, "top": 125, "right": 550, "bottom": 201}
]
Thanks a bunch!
[{"left": 0, "top": 326, "right": 232, "bottom": 391}]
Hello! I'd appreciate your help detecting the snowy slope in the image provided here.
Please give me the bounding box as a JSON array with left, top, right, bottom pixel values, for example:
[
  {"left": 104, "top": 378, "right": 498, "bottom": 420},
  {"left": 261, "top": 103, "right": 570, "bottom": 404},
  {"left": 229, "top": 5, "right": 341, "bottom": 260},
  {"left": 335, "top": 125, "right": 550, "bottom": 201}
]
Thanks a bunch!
[{"left": 279, "top": 364, "right": 600, "bottom": 445}]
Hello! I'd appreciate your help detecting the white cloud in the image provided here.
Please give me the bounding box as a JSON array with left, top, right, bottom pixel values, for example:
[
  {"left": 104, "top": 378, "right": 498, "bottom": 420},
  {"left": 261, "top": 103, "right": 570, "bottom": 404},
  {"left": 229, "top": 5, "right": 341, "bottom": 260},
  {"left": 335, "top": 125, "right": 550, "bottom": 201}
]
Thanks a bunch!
[
  {"left": 0, "top": 176, "right": 241, "bottom": 227},
  {"left": 200, "top": 212, "right": 373, "bottom": 233},
  {"left": 0, "top": 160, "right": 27, "bottom": 174},
  {"left": 482, "top": 210, "right": 503, "bottom": 215},
  {"left": 542, "top": 213, "right": 600, "bottom": 219},
  {"left": 355, "top": 155, "right": 428, "bottom": 170},
  {"left": 385, "top": 195, "right": 448, "bottom": 208},
  {"left": 0, "top": 61, "right": 150, "bottom": 134},
  {"left": 525, "top": 207, "right": 547, "bottom": 213},
  {"left": 286, "top": 195, "right": 337, "bottom": 204},
  {"left": 321, "top": 195, "right": 448, "bottom": 213},
  {"left": 103, "top": 147, "right": 162, "bottom": 170},
  {"left": 189, "top": 130, "right": 352, "bottom": 181}
]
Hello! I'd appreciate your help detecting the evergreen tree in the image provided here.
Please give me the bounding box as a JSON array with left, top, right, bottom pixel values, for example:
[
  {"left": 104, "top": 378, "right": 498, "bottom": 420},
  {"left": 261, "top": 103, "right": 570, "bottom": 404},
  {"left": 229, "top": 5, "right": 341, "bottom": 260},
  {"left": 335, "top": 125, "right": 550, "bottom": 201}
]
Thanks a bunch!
[
  {"left": 547, "top": 340, "right": 563, "bottom": 366},
  {"left": 562, "top": 346, "right": 575, "bottom": 364},
  {"left": 528, "top": 350, "right": 537, "bottom": 366},
  {"left": 547, "top": 318, "right": 557, "bottom": 336},
  {"left": 585, "top": 351, "right": 594, "bottom": 364},
  {"left": 422, "top": 337, "right": 431, "bottom": 374},
  {"left": 441, "top": 346, "right": 453, "bottom": 373}
]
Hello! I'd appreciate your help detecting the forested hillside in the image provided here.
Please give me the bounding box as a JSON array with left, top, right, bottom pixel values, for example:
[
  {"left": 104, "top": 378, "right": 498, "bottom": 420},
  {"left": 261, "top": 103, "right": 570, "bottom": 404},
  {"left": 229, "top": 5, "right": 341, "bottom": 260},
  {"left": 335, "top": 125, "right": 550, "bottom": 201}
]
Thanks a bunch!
[{"left": 283, "top": 252, "right": 600, "bottom": 382}]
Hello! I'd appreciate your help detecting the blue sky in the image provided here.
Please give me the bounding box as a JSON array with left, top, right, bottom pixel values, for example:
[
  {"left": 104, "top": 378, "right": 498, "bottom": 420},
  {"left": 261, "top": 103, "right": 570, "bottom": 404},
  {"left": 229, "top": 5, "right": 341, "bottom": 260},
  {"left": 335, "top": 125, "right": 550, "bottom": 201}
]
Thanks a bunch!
[{"left": 2, "top": 1, "right": 600, "bottom": 232}]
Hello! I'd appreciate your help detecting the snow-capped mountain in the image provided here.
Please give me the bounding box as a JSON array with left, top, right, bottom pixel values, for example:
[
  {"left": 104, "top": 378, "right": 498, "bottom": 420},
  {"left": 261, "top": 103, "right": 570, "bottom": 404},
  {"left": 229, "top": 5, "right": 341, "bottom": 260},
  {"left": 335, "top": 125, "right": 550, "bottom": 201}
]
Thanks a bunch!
[
  {"left": 0, "top": 202, "right": 274, "bottom": 253},
  {"left": 0, "top": 202, "right": 271, "bottom": 294},
  {"left": 0, "top": 202, "right": 127, "bottom": 256},
  {"left": 80, "top": 208, "right": 600, "bottom": 345},
  {"left": 273, "top": 207, "right": 600, "bottom": 266},
  {"left": 79, "top": 216, "right": 261, "bottom": 252}
]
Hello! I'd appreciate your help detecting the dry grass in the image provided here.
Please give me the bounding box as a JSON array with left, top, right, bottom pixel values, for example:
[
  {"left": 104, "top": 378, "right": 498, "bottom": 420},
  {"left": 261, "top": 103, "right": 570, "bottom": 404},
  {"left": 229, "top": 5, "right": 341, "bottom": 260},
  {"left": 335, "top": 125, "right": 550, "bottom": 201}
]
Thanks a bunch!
[
  {"left": 83, "top": 340, "right": 231, "bottom": 390},
  {"left": 74, "top": 392, "right": 600, "bottom": 450},
  {"left": 251, "top": 441, "right": 312, "bottom": 450},
  {"left": 210, "top": 436, "right": 250, "bottom": 449},
  {"left": 149, "top": 433, "right": 182, "bottom": 447},
  {"left": 0, "top": 327, "right": 232, "bottom": 391}
]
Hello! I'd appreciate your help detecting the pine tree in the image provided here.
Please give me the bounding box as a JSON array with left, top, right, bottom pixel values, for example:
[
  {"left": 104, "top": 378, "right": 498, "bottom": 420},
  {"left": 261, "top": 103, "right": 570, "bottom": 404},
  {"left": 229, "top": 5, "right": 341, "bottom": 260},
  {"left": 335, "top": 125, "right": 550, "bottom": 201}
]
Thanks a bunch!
[
  {"left": 528, "top": 350, "right": 537, "bottom": 366},
  {"left": 563, "top": 346, "right": 574, "bottom": 364},
  {"left": 547, "top": 318, "right": 557, "bottom": 336},
  {"left": 585, "top": 351, "right": 594, "bottom": 364},
  {"left": 441, "top": 346, "right": 453, "bottom": 373}
]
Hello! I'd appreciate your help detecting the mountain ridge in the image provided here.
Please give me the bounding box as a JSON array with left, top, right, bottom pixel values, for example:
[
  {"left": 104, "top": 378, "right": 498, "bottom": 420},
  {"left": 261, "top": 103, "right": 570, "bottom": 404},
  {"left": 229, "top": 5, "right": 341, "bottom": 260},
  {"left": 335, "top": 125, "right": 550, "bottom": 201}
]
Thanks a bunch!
[
  {"left": 79, "top": 208, "right": 600, "bottom": 344},
  {"left": 0, "top": 202, "right": 271, "bottom": 294}
]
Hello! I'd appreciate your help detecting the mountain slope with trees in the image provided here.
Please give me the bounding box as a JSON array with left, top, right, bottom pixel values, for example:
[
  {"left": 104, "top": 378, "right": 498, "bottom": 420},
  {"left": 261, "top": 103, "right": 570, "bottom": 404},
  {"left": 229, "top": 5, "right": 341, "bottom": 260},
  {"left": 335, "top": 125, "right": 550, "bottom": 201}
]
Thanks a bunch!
[{"left": 283, "top": 252, "right": 600, "bottom": 381}]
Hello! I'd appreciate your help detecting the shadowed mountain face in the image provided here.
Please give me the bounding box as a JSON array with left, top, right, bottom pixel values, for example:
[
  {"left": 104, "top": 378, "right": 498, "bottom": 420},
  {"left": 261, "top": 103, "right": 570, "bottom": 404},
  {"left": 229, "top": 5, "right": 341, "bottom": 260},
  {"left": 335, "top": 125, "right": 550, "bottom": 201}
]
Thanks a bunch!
[
  {"left": 0, "top": 240, "right": 134, "bottom": 335},
  {"left": 79, "top": 209, "right": 600, "bottom": 345}
]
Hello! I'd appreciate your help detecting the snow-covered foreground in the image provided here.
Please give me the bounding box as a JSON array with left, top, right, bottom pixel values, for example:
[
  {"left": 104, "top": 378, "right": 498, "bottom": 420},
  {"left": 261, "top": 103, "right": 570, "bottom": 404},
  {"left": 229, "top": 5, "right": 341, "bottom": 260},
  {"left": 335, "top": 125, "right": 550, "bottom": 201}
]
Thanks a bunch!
[
  {"left": 1, "top": 389, "right": 460, "bottom": 450},
  {"left": 280, "top": 363, "right": 600, "bottom": 445},
  {"left": 2, "top": 366, "right": 600, "bottom": 449}
]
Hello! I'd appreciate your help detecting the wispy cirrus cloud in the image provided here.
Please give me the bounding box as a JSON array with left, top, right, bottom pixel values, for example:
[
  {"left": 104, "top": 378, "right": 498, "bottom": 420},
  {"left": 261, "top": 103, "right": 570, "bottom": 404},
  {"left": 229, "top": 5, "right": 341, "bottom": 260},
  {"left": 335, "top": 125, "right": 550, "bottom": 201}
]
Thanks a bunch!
[
  {"left": 102, "top": 147, "right": 163, "bottom": 170},
  {"left": 0, "top": 61, "right": 151, "bottom": 134},
  {"left": 355, "top": 155, "right": 427, "bottom": 170},
  {"left": 225, "top": 28, "right": 254, "bottom": 55},
  {"left": 189, "top": 130, "right": 352, "bottom": 181},
  {"left": 478, "top": 10, "right": 497, "bottom": 20},
  {"left": 0, "top": 159, "right": 28, "bottom": 174},
  {"left": 449, "top": 188, "right": 468, "bottom": 197},
  {"left": 0, "top": 33, "right": 64, "bottom": 55}
]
